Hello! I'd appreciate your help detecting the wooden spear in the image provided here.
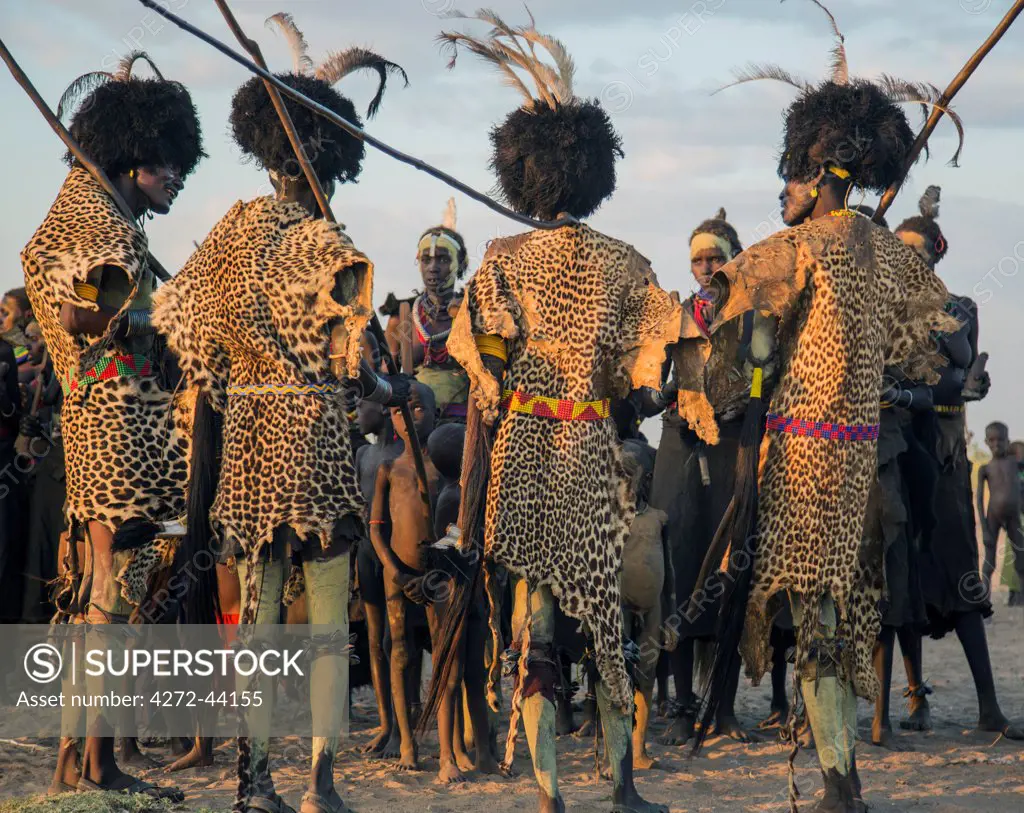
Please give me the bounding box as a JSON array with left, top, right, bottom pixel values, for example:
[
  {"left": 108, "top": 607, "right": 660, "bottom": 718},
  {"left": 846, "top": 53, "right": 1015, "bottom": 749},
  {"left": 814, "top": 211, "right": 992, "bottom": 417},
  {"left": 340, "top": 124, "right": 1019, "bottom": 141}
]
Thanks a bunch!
[
  {"left": 212, "top": 0, "right": 436, "bottom": 534},
  {"left": 0, "top": 38, "right": 172, "bottom": 281},
  {"left": 875, "top": 0, "right": 1024, "bottom": 222}
]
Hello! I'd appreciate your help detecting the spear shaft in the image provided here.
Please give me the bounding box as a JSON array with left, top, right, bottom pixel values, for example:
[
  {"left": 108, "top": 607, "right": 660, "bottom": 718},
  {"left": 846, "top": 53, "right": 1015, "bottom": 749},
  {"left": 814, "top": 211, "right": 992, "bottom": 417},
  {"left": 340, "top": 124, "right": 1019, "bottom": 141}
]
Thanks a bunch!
[{"left": 875, "top": 0, "right": 1024, "bottom": 221}]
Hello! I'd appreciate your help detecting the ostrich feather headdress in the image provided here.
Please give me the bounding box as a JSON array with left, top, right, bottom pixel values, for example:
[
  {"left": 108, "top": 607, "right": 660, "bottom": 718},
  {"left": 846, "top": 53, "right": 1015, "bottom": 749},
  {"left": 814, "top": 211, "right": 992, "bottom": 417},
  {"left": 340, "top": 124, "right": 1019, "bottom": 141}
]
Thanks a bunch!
[
  {"left": 718, "top": 0, "right": 965, "bottom": 192},
  {"left": 56, "top": 51, "right": 205, "bottom": 179},
  {"left": 438, "top": 8, "right": 622, "bottom": 220},
  {"left": 230, "top": 12, "right": 409, "bottom": 184}
]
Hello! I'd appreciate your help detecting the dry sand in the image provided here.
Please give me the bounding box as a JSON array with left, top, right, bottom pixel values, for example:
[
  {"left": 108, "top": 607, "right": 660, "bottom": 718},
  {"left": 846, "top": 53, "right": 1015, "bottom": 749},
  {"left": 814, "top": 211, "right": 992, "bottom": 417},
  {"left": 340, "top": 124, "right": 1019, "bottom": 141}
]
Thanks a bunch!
[{"left": 2, "top": 595, "right": 1022, "bottom": 812}]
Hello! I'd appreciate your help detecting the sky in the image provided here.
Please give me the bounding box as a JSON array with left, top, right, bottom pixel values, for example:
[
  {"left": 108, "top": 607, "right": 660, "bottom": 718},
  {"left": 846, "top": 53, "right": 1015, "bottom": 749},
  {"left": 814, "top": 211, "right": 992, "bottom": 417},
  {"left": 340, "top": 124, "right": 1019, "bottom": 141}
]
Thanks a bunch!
[{"left": 2, "top": 0, "right": 1023, "bottom": 446}]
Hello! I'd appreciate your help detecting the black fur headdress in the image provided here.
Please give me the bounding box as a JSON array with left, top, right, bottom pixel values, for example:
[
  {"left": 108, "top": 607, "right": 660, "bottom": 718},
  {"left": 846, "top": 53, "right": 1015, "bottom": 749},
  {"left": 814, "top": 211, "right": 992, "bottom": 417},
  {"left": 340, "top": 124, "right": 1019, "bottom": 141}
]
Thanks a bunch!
[
  {"left": 718, "top": 0, "right": 964, "bottom": 193},
  {"left": 230, "top": 12, "right": 408, "bottom": 184},
  {"left": 895, "top": 185, "right": 947, "bottom": 263},
  {"left": 439, "top": 9, "right": 623, "bottom": 220},
  {"left": 691, "top": 207, "right": 743, "bottom": 256},
  {"left": 58, "top": 51, "right": 205, "bottom": 179}
]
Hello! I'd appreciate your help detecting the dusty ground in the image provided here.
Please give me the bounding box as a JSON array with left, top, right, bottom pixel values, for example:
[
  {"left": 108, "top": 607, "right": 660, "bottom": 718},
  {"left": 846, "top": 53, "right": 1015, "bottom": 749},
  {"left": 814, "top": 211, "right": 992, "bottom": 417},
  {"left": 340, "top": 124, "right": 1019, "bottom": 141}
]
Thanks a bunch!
[{"left": 2, "top": 592, "right": 1022, "bottom": 813}]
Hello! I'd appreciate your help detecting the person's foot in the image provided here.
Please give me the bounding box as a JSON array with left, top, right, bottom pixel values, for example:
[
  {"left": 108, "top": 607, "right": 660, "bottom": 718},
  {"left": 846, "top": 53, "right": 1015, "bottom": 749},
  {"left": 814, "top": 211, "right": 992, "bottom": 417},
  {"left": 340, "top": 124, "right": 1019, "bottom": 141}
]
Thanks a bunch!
[
  {"left": 474, "top": 751, "right": 508, "bottom": 777},
  {"left": 632, "top": 749, "right": 658, "bottom": 770},
  {"left": 659, "top": 713, "right": 694, "bottom": 746},
  {"left": 378, "top": 729, "right": 403, "bottom": 760},
  {"left": 809, "top": 769, "right": 866, "bottom": 812},
  {"left": 396, "top": 744, "right": 419, "bottom": 772},
  {"left": 436, "top": 759, "right": 467, "bottom": 785},
  {"left": 300, "top": 788, "right": 348, "bottom": 813},
  {"left": 900, "top": 687, "right": 933, "bottom": 732},
  {"left": 611, "top": 787, "right": 669, "bottom": 812},
  {"left": 118, "top": 739, "right": 159, "bottom": 768},
  {"left": 165, "top": 741, "right": 215, "bottom": 772},
  {"left": 572, "top": 718, "right": 597, "bottom": 739},
  {"left": 978, "top": 710, "right": 1024, "bottom": 740},
  {"left": 361, "top": 727, "right": 393, "bottom": 755},
  {"left": 870, "top": 720, "right": 913, "bottom": 752},
  {"left": 712, "top": 715, "right": 759, "bottom": 743},
  {"left": 758, "top": 704, "right": 789, "bottom": 729},
  {"left": 455, "top": 749, "right": 475, "bottom": 773}
]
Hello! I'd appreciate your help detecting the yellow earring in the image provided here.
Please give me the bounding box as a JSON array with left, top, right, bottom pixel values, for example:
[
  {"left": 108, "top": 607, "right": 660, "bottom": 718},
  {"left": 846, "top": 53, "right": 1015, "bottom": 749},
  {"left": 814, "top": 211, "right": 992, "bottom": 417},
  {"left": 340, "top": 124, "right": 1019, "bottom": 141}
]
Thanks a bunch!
[
  {"left": 810, "top": 187, "right": 819, "bottom": 198},
  {"left": 129, "top": 169, "right": 136, "bottom": 179}
]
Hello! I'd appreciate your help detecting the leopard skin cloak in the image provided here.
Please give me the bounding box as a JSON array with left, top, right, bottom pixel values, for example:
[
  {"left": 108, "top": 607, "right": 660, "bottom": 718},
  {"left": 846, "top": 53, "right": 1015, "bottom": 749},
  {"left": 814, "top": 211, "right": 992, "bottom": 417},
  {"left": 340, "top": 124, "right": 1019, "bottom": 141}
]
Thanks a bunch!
[
  {"left": 152, "top": 196, "right": 373, "bottom": 559},
  {"left": 448, "top": 223, "right": 682, "bottom": 710},
  {"left": 683, "top": 214, "right": 959, "bottom": 699},
  {"left": 21, "top": 168, "right": 191, "bottom": 605}
]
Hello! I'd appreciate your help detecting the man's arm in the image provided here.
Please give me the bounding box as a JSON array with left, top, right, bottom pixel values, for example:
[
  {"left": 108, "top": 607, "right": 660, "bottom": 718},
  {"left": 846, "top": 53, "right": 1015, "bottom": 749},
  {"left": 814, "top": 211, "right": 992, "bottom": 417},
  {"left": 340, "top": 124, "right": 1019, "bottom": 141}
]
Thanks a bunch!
[
  {"left": 59, "top": 265, "right": 151, "bottom": 339},
  {"left": 660, "top": 523, "right": 678, "bottom": 652},
  {"left": 368, "top": 461, "right": 407, "bottom": 581},
  {"left": 977, "top": 464, "right": 989, "bottom": 530}
]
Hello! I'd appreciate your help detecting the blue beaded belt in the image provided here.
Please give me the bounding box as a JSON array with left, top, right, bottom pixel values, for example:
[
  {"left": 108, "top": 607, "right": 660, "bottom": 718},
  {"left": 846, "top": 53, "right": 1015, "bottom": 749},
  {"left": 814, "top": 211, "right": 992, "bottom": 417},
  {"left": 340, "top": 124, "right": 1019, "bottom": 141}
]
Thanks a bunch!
[
  {"left": 766, "top": 412, "right": 879, "bottom": 441},
  {"left": 226, "top": 382, "right": 343, "bottom": 397}
]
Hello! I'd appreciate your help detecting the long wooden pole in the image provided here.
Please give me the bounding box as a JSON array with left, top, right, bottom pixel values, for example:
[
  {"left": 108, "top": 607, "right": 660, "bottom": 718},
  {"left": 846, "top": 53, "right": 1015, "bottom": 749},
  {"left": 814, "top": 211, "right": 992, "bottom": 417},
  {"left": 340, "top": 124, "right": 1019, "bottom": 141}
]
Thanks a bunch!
[
  {"left": 212, "top": 0, "right": 436, "bottom": 534},
  {"left": 0, "top": 37, "right": 172, "bottom": 281},
  {"left": 875, "top": 0, "right": 1024, "bottom": 222},
  {"left": 140, "top": 0, "right": 576, "bottom": 232}
]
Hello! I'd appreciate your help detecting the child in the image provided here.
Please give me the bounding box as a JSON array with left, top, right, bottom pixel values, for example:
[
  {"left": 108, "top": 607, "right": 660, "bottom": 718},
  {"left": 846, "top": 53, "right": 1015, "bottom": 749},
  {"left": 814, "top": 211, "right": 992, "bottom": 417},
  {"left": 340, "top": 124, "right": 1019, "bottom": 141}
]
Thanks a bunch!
[
  {"left": 977, "top": 422, "right": 1024, "bottom": 601},
  {"left": 370, "top": 382, "right": 492, "bottom": 782},
  {"left": 1000, "top": 440, "right": 1024, "bottom": 605}
]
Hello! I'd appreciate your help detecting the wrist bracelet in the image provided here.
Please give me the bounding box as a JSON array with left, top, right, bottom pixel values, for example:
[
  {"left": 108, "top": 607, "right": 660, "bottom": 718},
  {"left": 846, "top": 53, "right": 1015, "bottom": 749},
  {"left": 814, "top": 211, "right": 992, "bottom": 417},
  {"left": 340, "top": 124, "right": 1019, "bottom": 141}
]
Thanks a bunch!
[
  {"left": 363, "top": 374, "right": 393, "bottom": 404},
  {"left": 125, "top": 309, "right": 153, "bottom": 338}
]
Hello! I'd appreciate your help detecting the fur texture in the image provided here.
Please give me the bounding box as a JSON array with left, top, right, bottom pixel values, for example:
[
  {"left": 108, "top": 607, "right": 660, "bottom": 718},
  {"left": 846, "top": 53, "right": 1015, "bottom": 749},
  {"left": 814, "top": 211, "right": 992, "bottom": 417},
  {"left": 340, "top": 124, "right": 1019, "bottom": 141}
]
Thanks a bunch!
[
  {"left": 490, "top": 99, "right": 623, "bottom": 220},
  {"left": 65, "top": 78, "right": 205, "bottom": 179},
  {"left": 779, "top": 80, "right": 914, "bottom": 192},
  {"left": 230, "top": 72, "right": 365, "bottom": 184}
]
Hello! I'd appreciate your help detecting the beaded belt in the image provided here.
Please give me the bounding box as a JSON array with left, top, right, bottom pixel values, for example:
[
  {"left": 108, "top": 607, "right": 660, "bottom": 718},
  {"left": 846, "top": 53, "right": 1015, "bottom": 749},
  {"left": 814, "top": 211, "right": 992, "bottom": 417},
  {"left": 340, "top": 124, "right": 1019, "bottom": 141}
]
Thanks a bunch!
[
  {"left": 226, "top": 382, "right": 342, "bottom": 397},
  {"left": 501, "top": 389, "right": 611, "bottom": 421},
  {"left": 766, "top": 413, "right": 879, "bottom": 441},
  {"left": 62, "top": 354, "right": 154, "bottom": 396},
  {"left": 934, "top": 404, "right": 965, "bottom": 415}
]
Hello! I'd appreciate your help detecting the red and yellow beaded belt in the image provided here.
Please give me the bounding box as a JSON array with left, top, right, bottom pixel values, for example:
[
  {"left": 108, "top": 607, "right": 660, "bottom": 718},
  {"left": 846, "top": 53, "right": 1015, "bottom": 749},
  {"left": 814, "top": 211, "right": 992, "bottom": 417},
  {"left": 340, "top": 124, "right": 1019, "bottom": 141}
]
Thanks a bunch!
[
  {"left": 934, "top": 404, "right": 965, "bottom": 415},
  {"left": 61, "top": 354, "right": 154, "bottom": 396},
  {"left": 501, "top": 389, "right": 611, "bottom": 421},
  {"left": 766, "top": 413, "right": 879, "bottom": 441}
]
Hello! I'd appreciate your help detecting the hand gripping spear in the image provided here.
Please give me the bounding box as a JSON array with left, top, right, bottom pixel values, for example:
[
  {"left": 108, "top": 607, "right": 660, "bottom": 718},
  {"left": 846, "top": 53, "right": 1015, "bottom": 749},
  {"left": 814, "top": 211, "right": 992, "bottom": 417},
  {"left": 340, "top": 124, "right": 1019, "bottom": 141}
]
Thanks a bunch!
[
  {"left": 875, "top": 0, "right": 1024, "bottom": 221},
  {"left": 210, "top": 0, "right": 436, "bottom": 535}
]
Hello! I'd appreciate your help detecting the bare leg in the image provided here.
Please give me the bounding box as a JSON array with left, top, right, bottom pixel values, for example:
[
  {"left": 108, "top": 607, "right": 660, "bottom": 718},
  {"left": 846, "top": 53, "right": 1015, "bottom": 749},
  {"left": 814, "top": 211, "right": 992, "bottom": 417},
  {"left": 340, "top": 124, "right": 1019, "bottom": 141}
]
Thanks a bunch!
[
  {"left": 896, "top": 626, "right": 931, "bottom": 731},
  {"left": 427, "top": 598, "right": 467, "bottom": 784},
  {"left": 464, "top": 600, "right": 502, "bottom": 774},
  {"left": 954, "top": 611, "right": 1024, "bottom": 738},
  {"left": 386, "top": 586, "right": 419, "bottom": 771},
  {"left": 982, "top": 513, "right": 1001, "bottom": 602},
  {"left": 871, "top": 627, "right": 910, "bottom": 750},
  {"left": 760, "top": 632, "right": 790, "bottom": 728},
  {"left": 713, "top": 658, "right": 758, "bottom": 742},
  {"left": 655, "top": 652, "right": 670, "bottom": 717},
  {"left": 631, "top": 607, "right": 661, "bottom": 770},
  {"left": 362, "top": 599, "right": 395, "bottom": 755},
  {"left": 659, "top": 638, "right": 695, "bottom": 745}
]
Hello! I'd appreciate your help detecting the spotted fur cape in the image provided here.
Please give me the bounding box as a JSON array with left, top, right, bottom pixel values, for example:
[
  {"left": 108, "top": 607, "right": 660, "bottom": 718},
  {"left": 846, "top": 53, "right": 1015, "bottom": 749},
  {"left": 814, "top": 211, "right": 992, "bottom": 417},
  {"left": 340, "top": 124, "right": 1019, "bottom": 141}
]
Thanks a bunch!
[
  {"left": 684, "top": 214, "right": 958, "bottom": 699},
  {"left": 152, "top": 196, "right": 373, "bottom": 559},
  {"left": 21, "top": 168, "right": 191, "bottom": 606},
  {"left": 448, "top": 224, "right": 681, "bottom": 710}
]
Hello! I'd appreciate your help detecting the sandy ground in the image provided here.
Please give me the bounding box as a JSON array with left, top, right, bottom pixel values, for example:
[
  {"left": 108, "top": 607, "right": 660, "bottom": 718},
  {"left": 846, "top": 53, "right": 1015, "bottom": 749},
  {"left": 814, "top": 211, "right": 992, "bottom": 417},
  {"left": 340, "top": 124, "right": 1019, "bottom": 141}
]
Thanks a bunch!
[{"left": 1, "top": 592, "right": 1022, "bottom": 813}]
